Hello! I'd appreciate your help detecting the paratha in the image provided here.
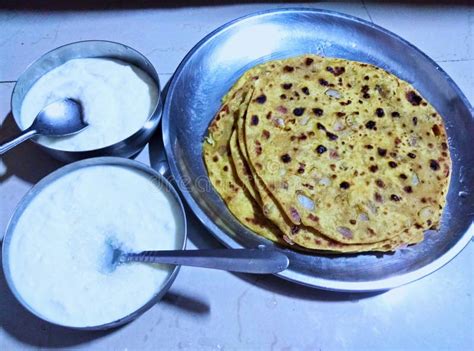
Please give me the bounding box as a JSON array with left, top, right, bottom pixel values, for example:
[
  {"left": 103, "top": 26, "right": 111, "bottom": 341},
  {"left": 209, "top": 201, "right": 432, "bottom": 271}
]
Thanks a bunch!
[
  {"left": 244, "top": 55, "right": 450, "bottom": 244},
  {"left": 203, "top": 85, "right": 284, "bottom": 244},
  {"left": 234, "top": 94, "right": 423, "bottom": 251},
  {"left": 203, "top": 54, "right": 450, "bottom": 252}
]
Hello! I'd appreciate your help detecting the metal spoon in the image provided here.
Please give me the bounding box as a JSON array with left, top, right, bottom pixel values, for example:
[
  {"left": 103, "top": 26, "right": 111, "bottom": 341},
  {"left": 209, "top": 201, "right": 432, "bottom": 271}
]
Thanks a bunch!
[
  {"left": 110, "top": 246, "right": 289, "bottom": 274},
  {"left": 0, "top": 98, "right": 87, "bottom": 155}
]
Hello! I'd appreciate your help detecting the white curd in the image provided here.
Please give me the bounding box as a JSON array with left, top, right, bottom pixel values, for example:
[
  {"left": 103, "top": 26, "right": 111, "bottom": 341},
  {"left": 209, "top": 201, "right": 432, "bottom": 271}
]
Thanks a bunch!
[
  {"left": 20, "top": 58, "right": 158, "bottom": 151},
  {"left": 8, "top": 164, "right": 181, "bottom": 327}
]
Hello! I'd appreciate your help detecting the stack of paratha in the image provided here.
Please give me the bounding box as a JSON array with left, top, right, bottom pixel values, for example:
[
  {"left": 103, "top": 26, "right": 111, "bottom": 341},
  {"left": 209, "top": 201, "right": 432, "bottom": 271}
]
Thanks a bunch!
[{"left": 203, "top": 54, "right": 451, "bottom": 253}]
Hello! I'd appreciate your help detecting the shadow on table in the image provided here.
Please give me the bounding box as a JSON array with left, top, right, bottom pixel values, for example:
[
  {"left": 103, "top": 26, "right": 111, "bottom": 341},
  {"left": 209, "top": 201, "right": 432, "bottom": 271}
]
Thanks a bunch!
[
  {"left": 162, "top": 290, "right": 210, "bottom": 315},
  {"left": 0, "top": 112, "right": 64, "bottom": 185},
  {"left": 0, "top": 0, "right": 472, "bottom": 11},
  {"left": 235, "top": 273, "right": 386, "bottom": 301}
]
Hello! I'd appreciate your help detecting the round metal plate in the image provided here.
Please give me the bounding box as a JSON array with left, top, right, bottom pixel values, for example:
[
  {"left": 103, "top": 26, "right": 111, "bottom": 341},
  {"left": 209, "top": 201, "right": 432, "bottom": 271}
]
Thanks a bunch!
[{"left": 162, "top": 8, "right": 474, "bottom": 292}]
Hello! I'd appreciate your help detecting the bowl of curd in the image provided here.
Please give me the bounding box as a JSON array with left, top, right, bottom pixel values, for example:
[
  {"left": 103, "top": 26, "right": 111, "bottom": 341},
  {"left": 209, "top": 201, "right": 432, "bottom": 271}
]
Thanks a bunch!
[
  {"left": 10, "top": 41, "right": 162, "bottom": 162},
  {"left": 2, "top": 157, "right": 186, "bottom": 329}
]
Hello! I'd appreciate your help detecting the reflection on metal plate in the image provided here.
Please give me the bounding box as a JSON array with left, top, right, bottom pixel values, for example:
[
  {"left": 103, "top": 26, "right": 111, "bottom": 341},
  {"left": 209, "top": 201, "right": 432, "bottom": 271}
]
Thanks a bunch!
[{"left": 160, "top": 8, "right": 474, "bottom": 292}]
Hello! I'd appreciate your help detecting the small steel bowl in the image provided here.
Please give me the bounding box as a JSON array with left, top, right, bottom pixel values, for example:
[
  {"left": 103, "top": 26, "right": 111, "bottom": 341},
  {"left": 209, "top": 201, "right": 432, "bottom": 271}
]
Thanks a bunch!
[
  {"left": 2, "top": 157, "right": 187, "bottom": 330},
  {"left": 11, "top": 40, "right": 162, "bottom": 162}
]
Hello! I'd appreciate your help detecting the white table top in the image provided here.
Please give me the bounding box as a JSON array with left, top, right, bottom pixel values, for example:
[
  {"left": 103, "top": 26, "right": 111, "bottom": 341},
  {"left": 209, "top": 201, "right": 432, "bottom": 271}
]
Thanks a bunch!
[{"left": 0, "top": 2, "right": 473, "bottom": 350}]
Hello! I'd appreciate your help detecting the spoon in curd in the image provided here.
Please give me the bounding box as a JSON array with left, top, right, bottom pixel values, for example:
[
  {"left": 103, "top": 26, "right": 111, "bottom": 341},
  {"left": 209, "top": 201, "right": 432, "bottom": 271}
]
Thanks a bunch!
[
  {"left": 0, "top": 98, "right": 87, "bottom": 155},
  {"left": 106, "top": 239, "right": 289, "bottom": 274}
]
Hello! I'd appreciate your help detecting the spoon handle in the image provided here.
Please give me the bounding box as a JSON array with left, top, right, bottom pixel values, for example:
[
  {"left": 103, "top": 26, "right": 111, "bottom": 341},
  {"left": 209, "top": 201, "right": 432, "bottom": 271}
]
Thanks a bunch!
[
  {"left": 0, "top": 128, "right": 37, "bottom": 155},
  {"left": 123, "top": 249, "right": 289, "bottom": 274}
]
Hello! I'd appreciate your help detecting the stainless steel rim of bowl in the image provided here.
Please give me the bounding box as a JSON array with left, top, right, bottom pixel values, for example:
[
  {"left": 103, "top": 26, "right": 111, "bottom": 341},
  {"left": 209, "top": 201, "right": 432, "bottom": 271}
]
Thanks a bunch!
[
  {"left": 10, "top": 40, "right": 163, "bottom": 162},
  {"left": 1, "top": 157, "right": 187, "bottom": 330},
  {"left": 162, "top": 7, "right": 474, "bottom": 292}
]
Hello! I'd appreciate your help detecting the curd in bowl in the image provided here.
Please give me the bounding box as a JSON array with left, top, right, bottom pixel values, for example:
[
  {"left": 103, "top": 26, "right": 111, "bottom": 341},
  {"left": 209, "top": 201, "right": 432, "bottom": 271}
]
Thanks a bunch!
[
  {"left": 20, "top": 58, "right": 158, "bottom": 151},
  {"left": 4, "top": 159, "right": 185, "bottom": 328}
]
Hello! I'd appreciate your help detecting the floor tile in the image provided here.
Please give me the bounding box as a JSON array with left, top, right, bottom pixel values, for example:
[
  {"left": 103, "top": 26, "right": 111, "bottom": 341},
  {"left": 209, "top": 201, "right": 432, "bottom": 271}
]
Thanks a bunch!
[
  {"left": 365, "top": 2, "right": 473, "bottom": 62},
  {"left": 0, "top": 2, "right": 369, "bottom": 81}
]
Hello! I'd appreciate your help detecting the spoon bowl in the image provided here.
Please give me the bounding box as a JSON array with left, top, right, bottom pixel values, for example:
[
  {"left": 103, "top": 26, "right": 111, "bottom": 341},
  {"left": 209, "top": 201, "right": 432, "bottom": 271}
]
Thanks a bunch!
[
  {"left": 32, "top": 98, "right": 87, "bottom": 136},
  {"left": 0, "top": 98, "right": 87, "bottom": 155}
]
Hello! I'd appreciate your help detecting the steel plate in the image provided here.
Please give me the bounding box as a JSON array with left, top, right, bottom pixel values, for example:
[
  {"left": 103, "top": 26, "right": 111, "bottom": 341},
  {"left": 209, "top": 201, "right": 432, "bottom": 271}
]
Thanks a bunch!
[{"left": 161, "top": 8, "right": 474, "bottom": 292}]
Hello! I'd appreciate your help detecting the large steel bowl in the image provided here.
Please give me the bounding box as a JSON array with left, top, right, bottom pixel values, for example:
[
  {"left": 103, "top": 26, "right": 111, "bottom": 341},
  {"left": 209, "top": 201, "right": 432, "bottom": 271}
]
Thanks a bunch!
[
  {"left": 2, "top": 157, "right": 187, "bottom": 330},
  {"left": 161, "top": 8, "right": 474, "bottom": 292}
]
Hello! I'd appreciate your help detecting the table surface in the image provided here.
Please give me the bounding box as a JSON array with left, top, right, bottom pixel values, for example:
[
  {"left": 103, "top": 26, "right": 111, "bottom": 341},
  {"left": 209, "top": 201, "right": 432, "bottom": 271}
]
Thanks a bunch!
[{"left": 0, "top": 1, "right": 473, "bottom": 350}]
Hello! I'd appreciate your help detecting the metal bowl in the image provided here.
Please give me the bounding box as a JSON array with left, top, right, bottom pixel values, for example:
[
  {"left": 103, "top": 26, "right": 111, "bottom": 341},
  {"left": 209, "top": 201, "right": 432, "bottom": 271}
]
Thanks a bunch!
[
  {"left": 161, "top": 8, "right": 474, "bottom": 292},
  {"left": 11, "top": 40, "right": 162, "bottom": 163},
  {"left": 2, "top": 157, "right": 187, "bottom": 330}
]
